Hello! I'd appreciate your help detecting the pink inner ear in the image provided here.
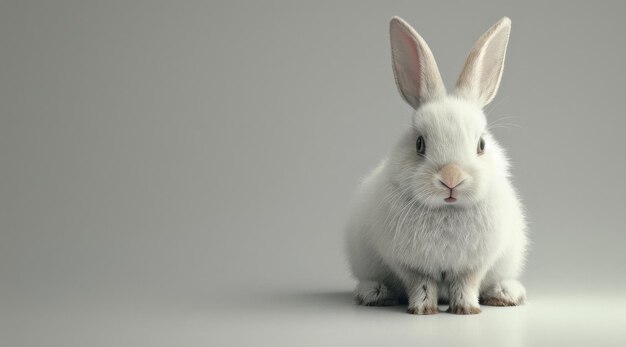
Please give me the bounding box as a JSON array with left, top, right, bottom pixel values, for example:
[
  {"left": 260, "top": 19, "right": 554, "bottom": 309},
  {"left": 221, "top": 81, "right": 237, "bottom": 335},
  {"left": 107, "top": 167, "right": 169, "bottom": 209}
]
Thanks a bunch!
[
  {"left": 390, "top": 17, "right": 445, "bottom": 109},
  {"left": 391, "top": 25, "right": 423, "bottom": 108},
  {"left": 454, "top": 17, "right": 511, "bottom": 107}
]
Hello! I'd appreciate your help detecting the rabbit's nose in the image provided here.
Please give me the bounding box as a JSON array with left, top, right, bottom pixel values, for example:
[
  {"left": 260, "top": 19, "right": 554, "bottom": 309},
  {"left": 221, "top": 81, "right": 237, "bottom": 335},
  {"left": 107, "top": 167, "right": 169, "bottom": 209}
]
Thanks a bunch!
[
  {"left": 438, "top": 164, "right": 466, "bottom": 189},
  {"left": 439, "top": 180, "right": 464, "bottom": 190}
]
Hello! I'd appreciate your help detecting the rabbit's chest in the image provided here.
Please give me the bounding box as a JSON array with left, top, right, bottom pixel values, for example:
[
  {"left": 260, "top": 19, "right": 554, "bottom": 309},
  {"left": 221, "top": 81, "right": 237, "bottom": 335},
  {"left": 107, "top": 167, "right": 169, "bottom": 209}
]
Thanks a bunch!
[{"left": 380, "top": 207, "right": 500, "bottom": 274}]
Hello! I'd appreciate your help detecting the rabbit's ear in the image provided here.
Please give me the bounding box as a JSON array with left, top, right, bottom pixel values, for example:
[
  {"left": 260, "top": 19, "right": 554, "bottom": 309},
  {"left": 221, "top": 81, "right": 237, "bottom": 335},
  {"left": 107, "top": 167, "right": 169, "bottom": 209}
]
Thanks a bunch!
[
  {"left": 390, "top": 17, "right": 445, "bottom": 109},
  {"left": 455, "top": 17, "right": 511, "bottom": 107}
]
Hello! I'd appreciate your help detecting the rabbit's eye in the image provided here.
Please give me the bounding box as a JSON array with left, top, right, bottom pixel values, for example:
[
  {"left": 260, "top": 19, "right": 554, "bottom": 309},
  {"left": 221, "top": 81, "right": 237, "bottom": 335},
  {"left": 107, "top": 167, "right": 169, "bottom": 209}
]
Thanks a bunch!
[
  {"left": 477, "top": 137, "right": 485, "bottom": 155},
  {"left": 416, "top": 136, "right": 425, "bottom": 155}
]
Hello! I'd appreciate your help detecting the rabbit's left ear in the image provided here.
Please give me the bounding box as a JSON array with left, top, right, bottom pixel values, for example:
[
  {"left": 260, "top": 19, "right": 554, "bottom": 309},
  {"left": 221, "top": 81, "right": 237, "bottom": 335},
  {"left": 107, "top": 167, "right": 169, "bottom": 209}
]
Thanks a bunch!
[
  {"left": 455, "top": 17, "right": 511, "bottom": 107},
  {"left": 390, "top": 16, "right": 446, "bottom": 110}
]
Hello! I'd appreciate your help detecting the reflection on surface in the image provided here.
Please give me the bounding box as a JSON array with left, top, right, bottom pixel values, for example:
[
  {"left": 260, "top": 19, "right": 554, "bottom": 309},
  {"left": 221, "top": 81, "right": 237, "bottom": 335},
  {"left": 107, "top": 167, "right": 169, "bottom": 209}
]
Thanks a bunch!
[
  {"left": 205, "top": 290, "right": 625, "bottom": 347},
  {"left": 4, "top": 290, "right": 626, "bottom": 346}
]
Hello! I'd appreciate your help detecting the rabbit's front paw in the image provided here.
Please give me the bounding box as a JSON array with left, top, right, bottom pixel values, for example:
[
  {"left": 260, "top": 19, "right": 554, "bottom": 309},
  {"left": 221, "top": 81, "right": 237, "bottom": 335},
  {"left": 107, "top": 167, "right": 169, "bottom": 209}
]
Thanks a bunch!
[
  {"left": 447, "top": 304, "right": 481, "bottom": 315},
  {"left": 406, "top": 304, "right": 438, "bottom": 315}
]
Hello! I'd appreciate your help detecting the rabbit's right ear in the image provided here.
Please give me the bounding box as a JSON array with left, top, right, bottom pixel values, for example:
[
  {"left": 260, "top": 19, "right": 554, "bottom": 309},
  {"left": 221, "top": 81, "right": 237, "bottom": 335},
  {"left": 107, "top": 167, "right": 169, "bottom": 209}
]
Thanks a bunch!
[
  {"left": 390, "top": 17, "right": 445, "bottom": 110},
  {"left": 454, "top": 17, "right": 512, "bottom": 107}
]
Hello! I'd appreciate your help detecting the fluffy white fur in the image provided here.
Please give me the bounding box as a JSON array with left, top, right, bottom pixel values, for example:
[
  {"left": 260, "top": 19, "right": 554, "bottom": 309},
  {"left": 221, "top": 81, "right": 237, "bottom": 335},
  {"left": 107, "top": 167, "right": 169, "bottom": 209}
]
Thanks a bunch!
[{"left": 346, "top": 17, "right": 527, "bottom": 315}]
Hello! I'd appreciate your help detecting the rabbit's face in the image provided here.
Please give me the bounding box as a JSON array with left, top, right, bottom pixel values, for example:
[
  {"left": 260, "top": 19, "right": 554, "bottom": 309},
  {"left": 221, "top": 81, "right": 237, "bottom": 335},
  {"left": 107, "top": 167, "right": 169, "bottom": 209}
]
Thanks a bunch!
[
  {"left": 387, "top": 16, "right": 513, "bottom": 208},
  {"left": 392, "top": 97, "right": 501, "bottom": 208}
]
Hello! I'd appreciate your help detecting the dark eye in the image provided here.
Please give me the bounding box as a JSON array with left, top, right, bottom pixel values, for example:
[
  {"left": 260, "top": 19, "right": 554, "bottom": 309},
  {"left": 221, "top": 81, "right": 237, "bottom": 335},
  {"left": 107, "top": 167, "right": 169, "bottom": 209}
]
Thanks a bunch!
[
  {"left": 477, "top": 137, "right": 485, "bottom": 155},
  {"left": 416, "top": 136, "right": 425, "bottom": 155}
]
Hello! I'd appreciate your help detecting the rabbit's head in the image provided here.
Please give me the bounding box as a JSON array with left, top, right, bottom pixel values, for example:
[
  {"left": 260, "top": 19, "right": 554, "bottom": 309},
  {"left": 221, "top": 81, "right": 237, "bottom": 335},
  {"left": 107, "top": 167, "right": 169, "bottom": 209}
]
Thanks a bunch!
[{"left": 388, "top": 17, "right": 512, "bottom": 207}]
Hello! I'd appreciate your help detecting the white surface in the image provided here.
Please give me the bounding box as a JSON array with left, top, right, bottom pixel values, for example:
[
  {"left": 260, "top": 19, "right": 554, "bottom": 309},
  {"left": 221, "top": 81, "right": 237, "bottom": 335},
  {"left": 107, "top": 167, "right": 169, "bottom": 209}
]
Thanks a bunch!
[{"left": 4, "top": 290, "right": 625, "bottom": 347}]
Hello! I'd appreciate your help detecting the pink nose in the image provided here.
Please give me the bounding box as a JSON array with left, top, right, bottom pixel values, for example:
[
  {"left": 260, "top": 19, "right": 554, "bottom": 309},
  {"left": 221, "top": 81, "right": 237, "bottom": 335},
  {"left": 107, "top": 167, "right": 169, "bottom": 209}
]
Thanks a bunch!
[
  {"left": 439, "top": 180, "right": 463, "bottom": 189},
  {"left": 438, "top": 164, "right": 465, "bottom": 189}
]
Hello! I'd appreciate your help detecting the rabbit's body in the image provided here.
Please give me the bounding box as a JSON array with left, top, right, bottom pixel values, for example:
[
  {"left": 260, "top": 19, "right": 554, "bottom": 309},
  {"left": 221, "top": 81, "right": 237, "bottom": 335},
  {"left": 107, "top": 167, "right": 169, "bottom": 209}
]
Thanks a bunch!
[{"left": 346, "top": 18, "right": 527, "bottom": 314}]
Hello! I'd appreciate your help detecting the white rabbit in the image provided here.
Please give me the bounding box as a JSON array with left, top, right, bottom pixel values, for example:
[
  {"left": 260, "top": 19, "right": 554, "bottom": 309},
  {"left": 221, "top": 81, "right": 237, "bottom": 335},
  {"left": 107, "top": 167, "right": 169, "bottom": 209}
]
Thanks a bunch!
[{"left": 345, "top": 16, "right": 527, "bottom": 315}]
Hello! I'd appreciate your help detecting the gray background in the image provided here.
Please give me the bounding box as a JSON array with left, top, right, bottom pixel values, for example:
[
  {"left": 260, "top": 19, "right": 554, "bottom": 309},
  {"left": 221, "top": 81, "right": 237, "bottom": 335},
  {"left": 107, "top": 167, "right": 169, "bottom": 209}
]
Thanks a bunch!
[{"left": 1, "top": 1, "right": 625, "bottom": 346}]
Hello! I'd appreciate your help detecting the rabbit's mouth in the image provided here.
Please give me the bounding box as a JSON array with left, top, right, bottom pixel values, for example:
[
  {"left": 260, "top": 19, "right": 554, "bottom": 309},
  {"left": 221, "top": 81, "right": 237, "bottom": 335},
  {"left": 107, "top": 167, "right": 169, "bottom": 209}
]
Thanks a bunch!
[
  {"left": 437, "top": 169, "right": 464, "bottom": 204},
  {"left": 442, "top": 185, "right": 460, "bottom": 203}
]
